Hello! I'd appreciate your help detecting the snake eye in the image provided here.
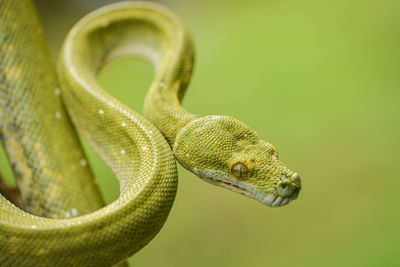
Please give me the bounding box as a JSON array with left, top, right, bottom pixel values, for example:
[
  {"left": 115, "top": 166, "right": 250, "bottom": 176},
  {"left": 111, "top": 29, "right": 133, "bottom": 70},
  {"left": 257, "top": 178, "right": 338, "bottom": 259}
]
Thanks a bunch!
[{"left": 231, "top": 163, "right": 249, "bottom": 179}]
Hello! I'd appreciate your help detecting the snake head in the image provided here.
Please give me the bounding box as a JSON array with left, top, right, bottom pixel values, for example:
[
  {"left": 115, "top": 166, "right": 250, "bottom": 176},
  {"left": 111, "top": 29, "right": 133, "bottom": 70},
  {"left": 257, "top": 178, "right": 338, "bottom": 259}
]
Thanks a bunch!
[{"left": 173, "top": 115, "right": 301, "bottom": 207}]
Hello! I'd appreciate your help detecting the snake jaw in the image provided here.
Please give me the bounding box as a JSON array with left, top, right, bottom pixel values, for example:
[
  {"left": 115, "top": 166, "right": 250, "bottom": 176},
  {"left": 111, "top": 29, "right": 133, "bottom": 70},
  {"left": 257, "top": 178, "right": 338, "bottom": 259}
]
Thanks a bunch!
[{"left": 193, "top": 169, "right": 299, "bottom": 207}]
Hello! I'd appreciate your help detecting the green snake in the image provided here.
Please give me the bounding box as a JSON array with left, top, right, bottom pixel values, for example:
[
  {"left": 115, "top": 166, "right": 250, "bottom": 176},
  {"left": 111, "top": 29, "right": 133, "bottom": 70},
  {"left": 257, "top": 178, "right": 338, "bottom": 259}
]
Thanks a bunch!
[{"left": 0, "top": 1, "right": 301, "bottom": 266}]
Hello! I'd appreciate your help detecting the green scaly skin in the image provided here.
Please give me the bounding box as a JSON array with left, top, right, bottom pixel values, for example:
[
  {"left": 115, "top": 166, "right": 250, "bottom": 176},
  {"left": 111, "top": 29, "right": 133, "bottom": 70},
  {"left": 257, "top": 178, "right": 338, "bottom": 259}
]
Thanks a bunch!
[{"left": 0, "top": 1, "right": 301, "bottom": 266}]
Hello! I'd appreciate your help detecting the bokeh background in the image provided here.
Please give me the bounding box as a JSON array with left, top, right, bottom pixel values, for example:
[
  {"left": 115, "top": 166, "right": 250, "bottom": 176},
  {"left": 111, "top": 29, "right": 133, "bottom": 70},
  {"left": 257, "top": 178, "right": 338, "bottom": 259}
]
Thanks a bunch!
[{"left": 2, "top": 0, "right": 400, "bottom": 266}]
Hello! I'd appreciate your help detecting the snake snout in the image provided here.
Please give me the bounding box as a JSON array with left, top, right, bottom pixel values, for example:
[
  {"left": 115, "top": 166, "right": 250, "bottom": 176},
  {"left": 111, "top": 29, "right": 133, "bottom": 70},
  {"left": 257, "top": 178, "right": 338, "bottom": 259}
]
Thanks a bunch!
[
  {"left": 276, "top": 173, "right": 301, "bottom": 198},
  {"left": 291, "top": 173, "right": 301, "bottom": 188}
]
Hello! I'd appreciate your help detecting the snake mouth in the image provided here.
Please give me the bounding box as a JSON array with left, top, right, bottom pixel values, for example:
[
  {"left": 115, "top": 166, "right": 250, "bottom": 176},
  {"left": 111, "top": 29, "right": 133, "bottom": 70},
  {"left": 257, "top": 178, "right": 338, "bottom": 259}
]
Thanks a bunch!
[{"left": 195, "top": 169, "right": 298, "bottom": 207}]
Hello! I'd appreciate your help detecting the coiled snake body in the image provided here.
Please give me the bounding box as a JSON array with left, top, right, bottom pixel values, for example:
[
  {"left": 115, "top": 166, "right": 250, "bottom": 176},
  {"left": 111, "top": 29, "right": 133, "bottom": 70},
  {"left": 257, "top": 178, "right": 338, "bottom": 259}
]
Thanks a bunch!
[{"left": 0, "top": 1, "right": 301, "bottom": 266}]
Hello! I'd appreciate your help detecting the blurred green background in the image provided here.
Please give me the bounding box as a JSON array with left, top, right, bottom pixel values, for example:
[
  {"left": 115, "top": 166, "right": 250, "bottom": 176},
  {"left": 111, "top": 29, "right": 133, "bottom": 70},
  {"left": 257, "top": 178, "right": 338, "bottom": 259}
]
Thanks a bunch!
[{"left": 3, "top": 0, "right": 400, "bottom": 266}]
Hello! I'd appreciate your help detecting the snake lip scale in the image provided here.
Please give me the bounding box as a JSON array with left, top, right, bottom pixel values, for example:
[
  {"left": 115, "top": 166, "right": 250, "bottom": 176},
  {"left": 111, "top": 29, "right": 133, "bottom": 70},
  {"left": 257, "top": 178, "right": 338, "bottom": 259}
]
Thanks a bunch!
[{"left": 195, "top": 169, "right": 298, "bottom": 207}]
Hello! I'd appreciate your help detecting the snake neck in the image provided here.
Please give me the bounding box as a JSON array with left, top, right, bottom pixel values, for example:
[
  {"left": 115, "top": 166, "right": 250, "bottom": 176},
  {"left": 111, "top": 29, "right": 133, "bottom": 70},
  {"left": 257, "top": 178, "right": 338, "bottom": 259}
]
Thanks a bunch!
[
  {"left": 144, "top": 88, "right": 199, "bottom": 146},
  {"left": 143, "top": 38, "right": 199, "bottom": 145},
  {"left": 139, "top": 7, "right": 199, "bottom": 146}
]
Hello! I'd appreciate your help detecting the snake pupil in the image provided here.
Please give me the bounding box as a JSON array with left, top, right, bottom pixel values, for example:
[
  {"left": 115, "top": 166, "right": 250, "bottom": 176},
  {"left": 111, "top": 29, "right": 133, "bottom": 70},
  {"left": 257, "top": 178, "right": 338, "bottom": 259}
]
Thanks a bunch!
[{"left": 231, "top": 163, "right": 249, "bottom": 179}]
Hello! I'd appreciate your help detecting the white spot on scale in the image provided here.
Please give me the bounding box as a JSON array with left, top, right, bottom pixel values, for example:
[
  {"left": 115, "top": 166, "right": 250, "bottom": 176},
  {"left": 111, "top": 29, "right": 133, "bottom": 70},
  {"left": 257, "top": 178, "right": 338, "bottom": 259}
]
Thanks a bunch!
[
  {"left": 55, "top": 111, "right": 61, "bottom": 119},
  {"left": 121, "top": 122, "right": 126, "bottom": 127},
  {"left": 71, "top": 208, "right": 78, "bottom": 217},
  {"left": 65, "top": 211, "right": 71, "bottom": 218},
  {"left": 31, "top": 225, "right": 37, "bottom": 229},
  {"left": 142, "top": 146, "right": 147, "bottom": 151},
  {"left": 54, "top": 88, "right": 61, "bottom": 96},
  {"left": 121, "top": 149, "right": 125, "bottom": 154},
  {"left": 98, "top": 109, "right": 104, "bottom": 114},
  {"left": 80, "top": 159, "right": 87, "bottom": 167}
]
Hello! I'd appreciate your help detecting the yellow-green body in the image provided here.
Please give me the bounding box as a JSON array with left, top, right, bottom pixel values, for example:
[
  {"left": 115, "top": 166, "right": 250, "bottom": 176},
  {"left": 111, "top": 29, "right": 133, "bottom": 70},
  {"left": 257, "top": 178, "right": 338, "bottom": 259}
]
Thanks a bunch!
[{"left": 0, "top": 1, "right": 301, "bottom": 266}]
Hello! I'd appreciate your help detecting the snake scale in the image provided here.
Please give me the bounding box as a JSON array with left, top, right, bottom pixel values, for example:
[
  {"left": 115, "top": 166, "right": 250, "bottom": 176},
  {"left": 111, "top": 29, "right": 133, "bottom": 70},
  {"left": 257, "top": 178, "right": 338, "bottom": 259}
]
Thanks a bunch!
[{"left": 0, "top": 1, "right": 301, "bottom": 266}]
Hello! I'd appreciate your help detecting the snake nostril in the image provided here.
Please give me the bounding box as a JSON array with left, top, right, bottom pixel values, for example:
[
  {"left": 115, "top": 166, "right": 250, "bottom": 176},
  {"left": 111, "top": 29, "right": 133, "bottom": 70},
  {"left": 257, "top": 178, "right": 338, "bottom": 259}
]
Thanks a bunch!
[{"left": 277, "top": 181, "right": 295, "bottom": 197}]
